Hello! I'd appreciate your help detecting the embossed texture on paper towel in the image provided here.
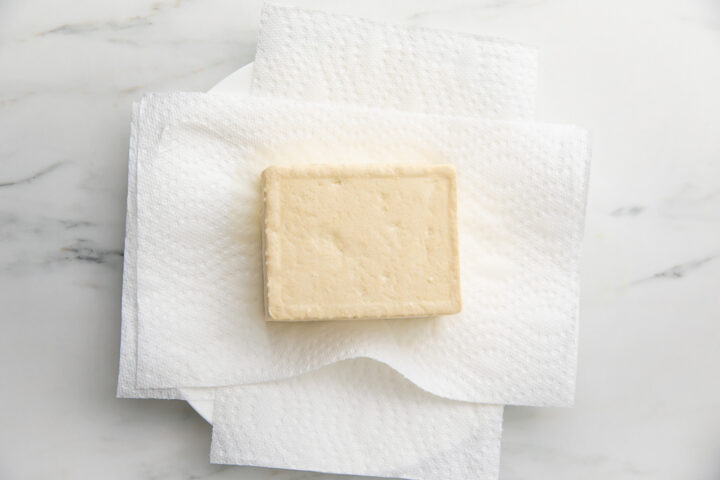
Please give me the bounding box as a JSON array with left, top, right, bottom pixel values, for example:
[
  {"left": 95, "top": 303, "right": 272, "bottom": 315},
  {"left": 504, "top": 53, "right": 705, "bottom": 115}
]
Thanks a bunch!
[
  {"left": 211, "top": 359, "right": 504, "bottom": 479},
  {"left": 252, "top": 4, "right": 537, "bottom": 120},
  {"left": 119, "top": 5, "right": 542, "bottom": 402},
  {"left": 133, "top": 93, "right": 589, "bottom": 407}
]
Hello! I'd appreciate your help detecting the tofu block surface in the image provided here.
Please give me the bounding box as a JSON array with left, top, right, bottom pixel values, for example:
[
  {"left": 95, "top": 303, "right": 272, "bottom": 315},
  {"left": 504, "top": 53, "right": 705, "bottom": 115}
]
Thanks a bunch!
[{"left": 262, "top": 164, "right": 461, "bottom": 321}]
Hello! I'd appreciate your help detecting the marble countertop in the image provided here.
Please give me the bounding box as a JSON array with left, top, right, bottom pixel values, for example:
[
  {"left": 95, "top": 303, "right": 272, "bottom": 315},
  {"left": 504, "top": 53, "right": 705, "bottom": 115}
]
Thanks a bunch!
[{"left": 1, "top": 0, "right": 719, "bottom": 478}]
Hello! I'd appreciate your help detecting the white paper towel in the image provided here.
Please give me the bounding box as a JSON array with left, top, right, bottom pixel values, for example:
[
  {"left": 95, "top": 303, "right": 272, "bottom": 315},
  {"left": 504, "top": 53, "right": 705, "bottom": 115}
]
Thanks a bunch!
[
  {"left": 131, "top": 93, "right": 588, "bottom": 407},
  {"left": 118, "top": 98, "right": 216, "bottom": 400},
  {"left": 121, "top": 98, "right": 506, "bottom": 480},
  {"left": 115, "top": 6, "right": 590, "bottom": 478},
  {"left": 118, "top": 4, "right": 542, "bottom": 402},
  {"left": 210, "top": 359, "right": 504, "bottom": 479},
  {"left": 206, "top": 9, "right": 543, "bottom": 477},
  {"left": 252, "top": 3, "right": 537, "bottom": 120}
]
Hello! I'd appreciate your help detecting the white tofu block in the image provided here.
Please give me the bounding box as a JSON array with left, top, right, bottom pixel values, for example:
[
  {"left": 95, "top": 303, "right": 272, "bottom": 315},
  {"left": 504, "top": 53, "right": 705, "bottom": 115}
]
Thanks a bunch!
[{"left": 262, "top": 164, "right": 461, "bottom": 321}]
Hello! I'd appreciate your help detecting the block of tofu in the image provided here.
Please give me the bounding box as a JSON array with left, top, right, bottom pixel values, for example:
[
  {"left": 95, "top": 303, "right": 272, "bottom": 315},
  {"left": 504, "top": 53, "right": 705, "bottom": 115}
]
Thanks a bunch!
[{"left": 261, "top": 164, "right": 461, "bottom": 321}]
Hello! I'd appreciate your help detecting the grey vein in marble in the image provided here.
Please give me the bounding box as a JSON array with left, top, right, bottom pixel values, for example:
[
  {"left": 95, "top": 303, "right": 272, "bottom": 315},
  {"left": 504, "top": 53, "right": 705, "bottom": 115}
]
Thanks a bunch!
[
  {"left": 0, "top": 161, "right": 66, "bottom": 188},
  {"left": 33, "top": 0, "right": 203, "bottom": 40},
  {"left": 60, "top": 239, "right": 124, "bottom": 265},
  {"left": 610, "top": 205, "right": 645, "bottom": 216},
  {"left": 37, "top": 17, "right": 153, "bottom": 37},
  {"left": 659, "top": 185, "right": 720, "bottom": 221},
  {"left": 631, "top": 255, "right": 718, "bottom": 285}
]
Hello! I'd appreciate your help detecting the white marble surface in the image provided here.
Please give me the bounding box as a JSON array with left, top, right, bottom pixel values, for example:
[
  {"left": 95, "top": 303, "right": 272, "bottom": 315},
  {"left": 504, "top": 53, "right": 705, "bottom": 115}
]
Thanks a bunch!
[{"left": 1, "top": 0, "right": 719, "bottom": 478}]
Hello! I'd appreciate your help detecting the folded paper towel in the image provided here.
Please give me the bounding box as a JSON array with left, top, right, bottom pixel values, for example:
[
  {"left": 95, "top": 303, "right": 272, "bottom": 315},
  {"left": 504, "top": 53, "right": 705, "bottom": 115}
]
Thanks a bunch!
[
  {"left": 118, "top": 3, "right": 543, "bottom": 402},
  {"left": 211, "top": 359, "right": 504, "bottom": 480},
  {"left": 120, "top": 98, "right": 505, "bottom": 478},
  {"left": 117, "top": 5, "right": 590, "bottom": 478},
  {"left": 118, "top": 100, "right": 188, "bottom": 400},
  {"left": 206, "top": 8, "right": 551, "bottom": 478},
  {"left": 130, "top": 93, "right": 588, "bottom": 407},
  {"left": 253, "top": 3, "right": 538, "bottom": 119}
]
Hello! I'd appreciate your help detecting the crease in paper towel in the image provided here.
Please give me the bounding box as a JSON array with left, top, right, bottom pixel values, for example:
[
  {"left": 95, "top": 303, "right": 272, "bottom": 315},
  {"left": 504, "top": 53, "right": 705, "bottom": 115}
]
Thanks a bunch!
[{"left": 131, "top": 93, "right": 588, "bottom": 407}]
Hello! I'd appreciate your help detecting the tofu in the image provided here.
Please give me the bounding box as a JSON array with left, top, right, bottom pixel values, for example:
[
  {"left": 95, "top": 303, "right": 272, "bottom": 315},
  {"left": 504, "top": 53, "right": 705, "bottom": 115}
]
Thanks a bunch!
[{"left": 261, "top": 164, "right": 461, "bottom": 321}]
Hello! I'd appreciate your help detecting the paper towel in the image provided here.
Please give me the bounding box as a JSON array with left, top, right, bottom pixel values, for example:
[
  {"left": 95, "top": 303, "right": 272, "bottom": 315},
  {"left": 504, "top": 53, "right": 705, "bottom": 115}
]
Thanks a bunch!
[
  {"left": 252, "top": 3, "right": 538, "bottom": 120},
  {"left": 131, "top": 93, "right": 588, "bottom": 407},
  {"left": 205, "top": 9, "right": 544, "bottom": 477},
  {"left": 118, "top": 5, "right": 542, "bottom": 402},
  {"left": 118, "top": 98, "right": 218, "bottom": 400},
  {"left": 210, "top": 359, "right": 504, "bottom": 480},
  {"left": 114, "top": 6, "right": 590, "bottom": 477},
  {"left": 120, "top": 96, "right": 507, "bottom": 479}
]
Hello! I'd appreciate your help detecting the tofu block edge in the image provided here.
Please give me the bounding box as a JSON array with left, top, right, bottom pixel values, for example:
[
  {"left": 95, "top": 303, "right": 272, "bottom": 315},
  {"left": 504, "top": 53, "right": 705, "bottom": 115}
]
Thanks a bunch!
[{"left": 261, "top": 164, "right": 461, "bottom": 321}]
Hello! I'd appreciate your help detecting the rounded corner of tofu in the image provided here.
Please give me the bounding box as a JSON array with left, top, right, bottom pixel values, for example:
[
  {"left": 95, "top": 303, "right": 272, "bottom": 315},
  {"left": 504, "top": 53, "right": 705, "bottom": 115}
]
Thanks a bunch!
[
  {"left": 438, "top": 164, "right": 457, "bottom": 177},
  {"left": 265, "top": 303, "right": 281, "bottom": 321},
  {"left": 452, "top": 300, "right": 463, "bottom": 315},
  {"left": 261, "top": 165, "right": 276, "bottom": 180},
  {"left": 263, "top": 165, "right": 289, "bottom": 186}
]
